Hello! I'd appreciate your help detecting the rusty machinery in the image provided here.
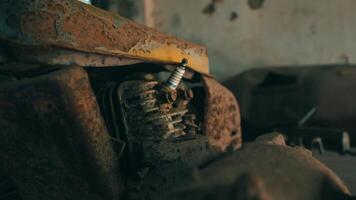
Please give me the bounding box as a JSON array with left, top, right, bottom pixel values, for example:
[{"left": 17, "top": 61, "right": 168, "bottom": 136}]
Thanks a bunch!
[
  {"left": 0, "top": 0, "right": 354, "bottom": 200},
  {"left": 0, "top": 0, "right": 240, "bottom": 199}
]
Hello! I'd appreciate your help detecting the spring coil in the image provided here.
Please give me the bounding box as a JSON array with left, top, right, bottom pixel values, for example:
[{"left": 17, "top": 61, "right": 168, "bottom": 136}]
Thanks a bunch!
[{"left": 164, "top": 59, "right": 188, "bottom": 90}]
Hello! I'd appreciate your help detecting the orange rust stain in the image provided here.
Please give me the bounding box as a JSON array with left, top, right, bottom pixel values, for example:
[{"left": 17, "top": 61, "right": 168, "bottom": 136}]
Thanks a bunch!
[
  {"left": 6, "top": 0, "right": 210, "bottom": 74},
  {"left": 21, "top": 11, "right": 58, "bottom": 41},
  {"left": 202, "top": 76, "right": 242, "bottom": 151},
  {"left": 61, "top": 8, "right": 148, "bottom": 52},
  {"left": 127, "top": 43, "right": 209, "bottom": 74}
]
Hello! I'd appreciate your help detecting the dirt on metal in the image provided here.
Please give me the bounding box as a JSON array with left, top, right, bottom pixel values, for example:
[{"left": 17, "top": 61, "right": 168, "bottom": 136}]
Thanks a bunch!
[
  {"left": 0, "top": 0, "right": 209, "bottom": 74},
  {"left": 0, "top": 66, "right": 122, "bottom": 200},
  {"left": 202, "top": 76, "right": 242, "bottom": 151}
]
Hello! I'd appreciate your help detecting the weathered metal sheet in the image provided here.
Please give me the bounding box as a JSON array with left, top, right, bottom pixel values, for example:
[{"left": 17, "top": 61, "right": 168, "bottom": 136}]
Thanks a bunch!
[
  {"left": 0, "top": 0, "right": 209, "bottom": 75},
  {"left": 0, "top": 66, "right": 121, "bottom": 200},
  {"left": 202, "top": 76, "right": 242, "bottom": 151}
]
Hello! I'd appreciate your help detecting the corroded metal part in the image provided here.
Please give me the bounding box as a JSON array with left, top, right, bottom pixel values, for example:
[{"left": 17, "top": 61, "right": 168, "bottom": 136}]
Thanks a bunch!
[
  {"left": 164, "top": 133, "right": 352, "bottom": 200},
  {"left": 202, "top": 76, "right": 242, "bottom": 151},
  {"left": 116, "top": 80, "right": 219, "bottom": 199},
  {"left": 0, "top": 0, "right": 209, "bottom": 75},
  {"left": 0, "top": 66, "right": 121, "bottom": 200},
  {"left": 118, "top": 80, "right": 197, "bottom": 142},
  {"left": 7, "top": 45, "right": 143, "bottom": 67}
]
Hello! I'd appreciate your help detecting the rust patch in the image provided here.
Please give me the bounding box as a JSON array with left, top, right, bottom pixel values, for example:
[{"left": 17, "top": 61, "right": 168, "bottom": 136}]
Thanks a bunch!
[
  {"left": 0, "top": 0, "right": 210, "bottom": 74},
  {"left": 2, "top": 43, "right": 143, "bottom": 67},
  {"left": 0, "top": 66, "right": 121, "bottom": 199},
  {"left": 60, "top": 7, "right": 148, "bottom": 52},
  {"left": 202, "top": 76, "right": 242, "bottom": 151},
  {"left": 21, "top": 11, "right": 58, "bottom": 41}
]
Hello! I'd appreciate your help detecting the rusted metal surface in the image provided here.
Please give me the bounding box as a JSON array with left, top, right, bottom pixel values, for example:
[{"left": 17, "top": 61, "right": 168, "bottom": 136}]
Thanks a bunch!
[
  {"left": 202, "top": 76, "right": 242, "bottom": 151},
  {"left": 0, "top": 66, "right": 121, "bottom": 200},
  {"left": 163, "top": 133, "right": 352, "bottom": 200},
  {"left": 0, "top": 0, "right": 209, "bottom": 75},
  {"left": 116, "top": 80, "right": 218, "bottom": 199},
  {"left": 119, "top": 81, "right": 190, "bottom": 141},
  {"left": 6, "top": 44, "right": 143, "bottom": 68}
]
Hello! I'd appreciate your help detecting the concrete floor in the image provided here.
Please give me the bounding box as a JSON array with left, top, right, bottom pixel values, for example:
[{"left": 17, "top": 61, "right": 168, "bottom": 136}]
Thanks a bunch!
[{"left": 313, "top": 149, "right": 356, "bottom": 194}]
